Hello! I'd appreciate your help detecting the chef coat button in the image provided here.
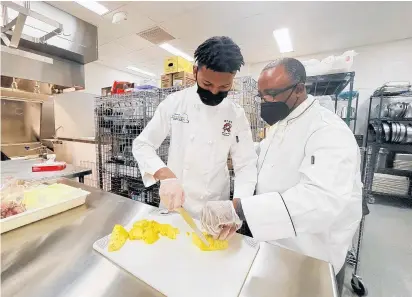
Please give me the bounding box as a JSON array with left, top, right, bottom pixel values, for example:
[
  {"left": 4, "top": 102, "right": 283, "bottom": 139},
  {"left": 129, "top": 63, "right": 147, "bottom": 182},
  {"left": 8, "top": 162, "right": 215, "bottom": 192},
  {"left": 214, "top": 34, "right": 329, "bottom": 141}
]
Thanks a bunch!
[
  {"left": 190, "top": 134, "right": 195, "bottom": 140},
  {"left": 208, "top": 140, "right": 213, "bottom": 144}
]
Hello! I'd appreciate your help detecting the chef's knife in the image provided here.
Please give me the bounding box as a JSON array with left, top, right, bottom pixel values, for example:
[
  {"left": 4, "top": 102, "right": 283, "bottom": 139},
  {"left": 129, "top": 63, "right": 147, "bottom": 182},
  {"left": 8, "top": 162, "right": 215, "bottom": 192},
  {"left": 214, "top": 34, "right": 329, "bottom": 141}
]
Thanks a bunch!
[{"left": 176, "top": 208, "right": 210, "bottom": 247}]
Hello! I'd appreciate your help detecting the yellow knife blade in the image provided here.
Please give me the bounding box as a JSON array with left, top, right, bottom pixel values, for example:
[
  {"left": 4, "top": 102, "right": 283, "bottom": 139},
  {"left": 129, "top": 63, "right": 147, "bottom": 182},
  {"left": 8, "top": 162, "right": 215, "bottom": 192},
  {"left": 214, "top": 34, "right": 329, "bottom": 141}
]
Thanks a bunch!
[{"left": 176, "top": 208, "right": 210, "bottom": 247}]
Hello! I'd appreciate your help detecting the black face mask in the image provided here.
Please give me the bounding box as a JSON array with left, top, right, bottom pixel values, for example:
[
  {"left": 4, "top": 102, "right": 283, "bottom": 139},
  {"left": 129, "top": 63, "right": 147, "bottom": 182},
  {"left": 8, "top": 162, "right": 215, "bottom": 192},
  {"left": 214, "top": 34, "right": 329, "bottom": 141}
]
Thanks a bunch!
[
  {"left": 260, "top": 85, "right": 298, "bottom": 125},
  {"left": 261, "top": 102, "right": 290, "bottom": 126},
  {"left": 196, "top": 84, "right": 229, "bottom": 106}
]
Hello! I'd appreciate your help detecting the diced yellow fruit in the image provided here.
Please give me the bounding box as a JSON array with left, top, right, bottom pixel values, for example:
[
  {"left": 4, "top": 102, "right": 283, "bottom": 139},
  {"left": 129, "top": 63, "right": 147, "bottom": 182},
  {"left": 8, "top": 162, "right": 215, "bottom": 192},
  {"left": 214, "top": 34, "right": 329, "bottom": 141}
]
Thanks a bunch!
[
  {"left": 108, "top": 224, "right": 129, "bottom": 252},
  {"left": 129, "top": 226, "right": 144, "bottom": 240},
  {"left": 128, "top": 220, "right": 180, "bottom": 245},
  {"left": 108, "top": 220, "right": 181, "bottom": 251},
  {"left": 143, "top": 228, "right": 160, "bottom": 244},
  {"left": 186, "top": 232, "right": 190, "bottom": 236},
  {"left": 133, "top": 220, "right": 149, "bottom": 229},
  {"left": 166, "top": 227, "right": 179, "bottom": 239},
  {"left": 157, "top": 224, "right": 169, "bottom": 236},
  {"left": 192, "top": 232, "right": 229, "bottom": 251}
]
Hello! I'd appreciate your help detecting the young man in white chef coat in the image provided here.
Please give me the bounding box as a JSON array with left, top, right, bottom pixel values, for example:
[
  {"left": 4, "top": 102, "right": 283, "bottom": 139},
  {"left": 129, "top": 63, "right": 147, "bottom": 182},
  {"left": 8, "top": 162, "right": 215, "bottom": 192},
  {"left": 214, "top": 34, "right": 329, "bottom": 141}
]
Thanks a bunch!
[
  {"left": 200, "top": 58, "right": 362, "bottom": 292},
  {"left": 132, "top": 36, "right": 257, "bottom": 217}
]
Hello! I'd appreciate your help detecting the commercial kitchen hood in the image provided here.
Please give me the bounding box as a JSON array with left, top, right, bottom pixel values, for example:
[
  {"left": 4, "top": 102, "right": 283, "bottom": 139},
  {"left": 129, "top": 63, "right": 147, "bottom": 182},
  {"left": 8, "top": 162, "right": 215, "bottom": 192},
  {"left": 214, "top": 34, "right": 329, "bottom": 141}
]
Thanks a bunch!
[{"left": 0, "top": 1, "right": 98, "bottom": 91}]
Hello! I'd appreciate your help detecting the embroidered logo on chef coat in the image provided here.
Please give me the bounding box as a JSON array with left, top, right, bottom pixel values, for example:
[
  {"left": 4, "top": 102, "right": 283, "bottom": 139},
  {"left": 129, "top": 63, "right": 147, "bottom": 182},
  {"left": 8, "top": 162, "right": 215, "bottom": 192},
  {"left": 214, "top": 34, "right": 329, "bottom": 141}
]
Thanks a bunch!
[
  {"left": 222, "top": 120, "right": 232, "bottom": 136},
  {"left": 171, "top": 113, "right": 189, "bottom": 123}
]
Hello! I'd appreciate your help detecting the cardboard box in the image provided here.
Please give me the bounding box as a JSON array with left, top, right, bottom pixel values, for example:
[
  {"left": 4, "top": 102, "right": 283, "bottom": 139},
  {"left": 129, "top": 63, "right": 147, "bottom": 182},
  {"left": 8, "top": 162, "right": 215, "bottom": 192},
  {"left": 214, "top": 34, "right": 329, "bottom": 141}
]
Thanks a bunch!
[
  {"left": 172, "top": 71, "right": 195, "bottom": 87},
  {"left": 101, "top": 86, "right": 112, "bottom": 96},
  {"left": 164, "top": 56, "right": 193, "bottom": 74},
  {"left": 161, "top": 72, "right": 195, "bottom": 89},
  {"left": 161, "top": 74, "right": 173, "bottom": 88}
]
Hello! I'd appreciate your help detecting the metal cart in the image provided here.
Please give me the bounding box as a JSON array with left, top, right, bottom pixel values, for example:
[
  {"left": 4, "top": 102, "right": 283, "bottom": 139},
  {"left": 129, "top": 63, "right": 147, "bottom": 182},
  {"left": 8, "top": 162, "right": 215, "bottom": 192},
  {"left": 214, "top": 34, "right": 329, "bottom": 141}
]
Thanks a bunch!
[
  {"left": 350, "top": 82, "right": 412, "bottom": 296},
  {"left": 347, "top": 146, "right": 370, "bottom": 296},
  {"left": 364, "top": 89, "right": 412, "bottom": 204}
]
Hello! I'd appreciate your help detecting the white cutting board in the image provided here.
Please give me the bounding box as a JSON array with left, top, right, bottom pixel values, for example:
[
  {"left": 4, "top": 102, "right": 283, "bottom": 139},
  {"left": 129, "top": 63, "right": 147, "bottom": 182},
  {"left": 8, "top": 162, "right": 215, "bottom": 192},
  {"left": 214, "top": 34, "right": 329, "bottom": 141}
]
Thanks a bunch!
[{"left": 93, "top": 210, "right": 260, "bottom": 297}]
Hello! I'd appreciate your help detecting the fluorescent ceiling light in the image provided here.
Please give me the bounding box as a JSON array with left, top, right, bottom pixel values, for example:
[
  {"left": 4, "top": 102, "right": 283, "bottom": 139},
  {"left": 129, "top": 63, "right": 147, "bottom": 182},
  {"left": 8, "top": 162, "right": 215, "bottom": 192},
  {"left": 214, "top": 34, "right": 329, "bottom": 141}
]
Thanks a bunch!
[
  {"left": 126, "top": 66, "right": 156, "bottom": 77},
  {"left": 75, "top": 1, "right": 109, "bottom": 16},
  {"left": 273, "top": 28, "right": 294, "bottom": 53},
  {"left": 159, "top": 43, "right": 194, "bottom": 62}
]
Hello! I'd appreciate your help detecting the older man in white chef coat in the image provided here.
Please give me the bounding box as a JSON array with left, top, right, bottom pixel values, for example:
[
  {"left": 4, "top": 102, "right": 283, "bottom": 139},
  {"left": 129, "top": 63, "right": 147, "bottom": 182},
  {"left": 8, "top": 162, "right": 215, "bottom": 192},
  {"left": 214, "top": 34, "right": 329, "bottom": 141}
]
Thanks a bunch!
[
  {"left": 132, "top": 36, "right": 257, "bottom": 217},
  {"left": 200, "top": 58, "right": 362, "bottom": 291}
]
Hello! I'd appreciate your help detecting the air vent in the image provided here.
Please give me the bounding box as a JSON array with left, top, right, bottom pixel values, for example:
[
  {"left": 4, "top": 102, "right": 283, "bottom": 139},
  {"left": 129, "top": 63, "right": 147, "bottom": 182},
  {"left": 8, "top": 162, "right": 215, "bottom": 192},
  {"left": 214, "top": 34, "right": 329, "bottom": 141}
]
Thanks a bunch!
[{"left": 137, "top": 26, "right": 175, "bottom": 45}]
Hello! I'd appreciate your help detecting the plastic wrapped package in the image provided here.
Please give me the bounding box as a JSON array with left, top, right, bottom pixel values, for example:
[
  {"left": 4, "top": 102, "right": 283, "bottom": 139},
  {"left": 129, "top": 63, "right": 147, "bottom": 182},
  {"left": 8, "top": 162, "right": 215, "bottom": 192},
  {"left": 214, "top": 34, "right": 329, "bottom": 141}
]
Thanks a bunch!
[
  {"left": 332, "top": 50, "right": 357, "bottom": 73},
  {"left": 302, "top": 50, "right": 357, "bottom": 76},
  {"left": 0, "top": 178, "right": 42, "bottom": 204}
]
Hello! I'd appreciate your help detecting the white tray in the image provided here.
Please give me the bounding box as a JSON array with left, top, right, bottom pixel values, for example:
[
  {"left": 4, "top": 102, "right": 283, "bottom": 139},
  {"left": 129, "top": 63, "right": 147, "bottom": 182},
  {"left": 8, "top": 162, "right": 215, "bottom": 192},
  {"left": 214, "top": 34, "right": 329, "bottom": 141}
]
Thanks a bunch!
[{"left": 0, "top": 188, "right": 90, "bottom": 234}]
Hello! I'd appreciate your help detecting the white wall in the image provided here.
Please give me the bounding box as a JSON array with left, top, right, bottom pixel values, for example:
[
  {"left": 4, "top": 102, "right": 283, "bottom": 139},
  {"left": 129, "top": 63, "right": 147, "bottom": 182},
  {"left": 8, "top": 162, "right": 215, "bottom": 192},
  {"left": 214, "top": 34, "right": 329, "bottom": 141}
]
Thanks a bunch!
[
  {"left": 83, "top": 62, "right": 144, "bottom": 95},
  {"left": 249, "top": 38, "right": 412, "bottom": 135},
  {"left": 53, "top": 62, "right": 144, "bottom": 139},
  {"left": 54, "top": 92, "right": 96, "bottom": 138}
]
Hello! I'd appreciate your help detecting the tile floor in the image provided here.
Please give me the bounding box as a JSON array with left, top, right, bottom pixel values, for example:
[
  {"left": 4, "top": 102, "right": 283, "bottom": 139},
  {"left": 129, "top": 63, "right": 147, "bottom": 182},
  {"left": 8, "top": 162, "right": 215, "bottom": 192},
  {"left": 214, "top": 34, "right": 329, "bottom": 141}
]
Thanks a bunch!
[{"left": 342, "top": 198, "right": 412, "bottom": 297}]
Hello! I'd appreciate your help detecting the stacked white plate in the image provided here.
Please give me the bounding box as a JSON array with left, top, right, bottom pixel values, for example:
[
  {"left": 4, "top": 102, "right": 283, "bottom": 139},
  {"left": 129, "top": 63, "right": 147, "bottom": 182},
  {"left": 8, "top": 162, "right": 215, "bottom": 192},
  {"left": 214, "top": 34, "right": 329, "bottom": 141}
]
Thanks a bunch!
[
  {"left": 393, "top": 153, "right": 412, "bottom": 171},
  {"left": 372, "top": 173, "right": 409, "bottom": 196},
  {"left": 393, "top": 161, "right": 412, "bottom": 171}
]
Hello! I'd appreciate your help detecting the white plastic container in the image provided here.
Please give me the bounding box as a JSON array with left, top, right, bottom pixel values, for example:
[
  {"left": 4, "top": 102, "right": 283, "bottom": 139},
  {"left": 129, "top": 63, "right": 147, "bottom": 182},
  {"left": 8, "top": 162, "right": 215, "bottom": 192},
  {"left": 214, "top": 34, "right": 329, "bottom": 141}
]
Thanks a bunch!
[{"left": 0, "top": 187, "right": 90, "bottom": 233}]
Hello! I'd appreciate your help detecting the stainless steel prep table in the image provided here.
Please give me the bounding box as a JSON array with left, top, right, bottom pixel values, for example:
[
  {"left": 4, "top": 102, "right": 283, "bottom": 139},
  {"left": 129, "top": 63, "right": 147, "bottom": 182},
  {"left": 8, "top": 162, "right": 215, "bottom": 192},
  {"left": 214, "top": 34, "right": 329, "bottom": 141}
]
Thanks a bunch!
[
  {"left": 1, "top": 179, "right": 337, "bottom": 297},
  {"left": 1, "top": 159, "right": 92, "bottom": 183}
]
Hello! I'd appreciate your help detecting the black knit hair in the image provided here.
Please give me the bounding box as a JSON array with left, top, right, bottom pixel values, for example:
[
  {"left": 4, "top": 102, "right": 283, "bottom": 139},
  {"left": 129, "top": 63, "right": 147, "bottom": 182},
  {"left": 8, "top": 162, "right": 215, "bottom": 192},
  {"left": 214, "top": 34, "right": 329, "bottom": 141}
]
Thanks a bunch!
[
  {"left": 262, "top": 57, "right": 307, "bottom": 84},
  {"left": 194, "top": 36, "right": 245, "bottom": 73}
]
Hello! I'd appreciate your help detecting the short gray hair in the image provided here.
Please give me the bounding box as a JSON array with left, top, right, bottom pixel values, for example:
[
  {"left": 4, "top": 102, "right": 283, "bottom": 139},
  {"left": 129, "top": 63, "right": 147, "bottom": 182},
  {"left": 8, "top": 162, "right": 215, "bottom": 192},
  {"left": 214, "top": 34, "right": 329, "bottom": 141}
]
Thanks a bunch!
[{"left": 262, "top": 57, "right": 306, "bottom": 84}]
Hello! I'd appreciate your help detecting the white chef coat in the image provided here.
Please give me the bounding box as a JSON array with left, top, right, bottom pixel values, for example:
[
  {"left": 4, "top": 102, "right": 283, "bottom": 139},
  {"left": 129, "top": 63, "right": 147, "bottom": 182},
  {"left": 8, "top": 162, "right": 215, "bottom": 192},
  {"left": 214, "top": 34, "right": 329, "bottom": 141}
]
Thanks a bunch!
[
  {"left": 133, "top": 85, "right": 257, "bottom": 217},
  {"left": 241, "top": 95, "right": 362, "bottom": 273}
]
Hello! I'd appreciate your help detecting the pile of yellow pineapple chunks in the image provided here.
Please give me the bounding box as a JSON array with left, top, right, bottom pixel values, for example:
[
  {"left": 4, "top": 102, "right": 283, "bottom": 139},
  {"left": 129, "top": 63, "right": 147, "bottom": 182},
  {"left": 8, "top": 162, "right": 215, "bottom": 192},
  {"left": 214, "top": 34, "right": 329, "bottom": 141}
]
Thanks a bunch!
[
  {"left": 108, "top": 219, "right": 228, "bottom": 252},
  {"left": 108, "top": 219, "right": 179, "bottom": 251}
]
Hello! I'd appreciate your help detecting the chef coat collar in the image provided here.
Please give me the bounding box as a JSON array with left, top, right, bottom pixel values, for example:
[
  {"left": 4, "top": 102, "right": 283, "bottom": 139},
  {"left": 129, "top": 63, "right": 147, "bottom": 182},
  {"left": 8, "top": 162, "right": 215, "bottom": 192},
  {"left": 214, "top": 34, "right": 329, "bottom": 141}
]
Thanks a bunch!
[{"left": 278, "top": 94, "right": 316, "bottom": 125}]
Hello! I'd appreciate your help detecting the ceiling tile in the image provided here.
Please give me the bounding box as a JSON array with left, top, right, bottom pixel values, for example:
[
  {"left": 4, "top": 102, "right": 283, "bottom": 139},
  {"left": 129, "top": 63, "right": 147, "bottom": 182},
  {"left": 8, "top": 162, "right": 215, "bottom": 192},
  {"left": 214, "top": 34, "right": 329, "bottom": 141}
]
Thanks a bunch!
[
  {"left": 160, "top": 2, "right": 275, "bottom": 41},
  {"left": 99, "top": 1, "right": 129, "bottom": 13},
  {"left": 50, "top": 1, "right": 412, "bottom": 73},
  {"left": 97, "top": 55, "right": 129, "bottom": 70},
  {"left": 97, "top": 4, "right": 156, "bottom": 45},
  {"left": 115, "top": 34, "right": 154, "bottom": 52},
  {"left": 98, "top": 42, "right": 132, "bottom": 59},
  {"left": 126, "top": 45, "right": 170, "bottom": 65},
  {"left": 130, "top": 1, "right": 204, "bottom": 23},
  {"left": 101, "top": 4, "right": 155, "bottom": 30}
]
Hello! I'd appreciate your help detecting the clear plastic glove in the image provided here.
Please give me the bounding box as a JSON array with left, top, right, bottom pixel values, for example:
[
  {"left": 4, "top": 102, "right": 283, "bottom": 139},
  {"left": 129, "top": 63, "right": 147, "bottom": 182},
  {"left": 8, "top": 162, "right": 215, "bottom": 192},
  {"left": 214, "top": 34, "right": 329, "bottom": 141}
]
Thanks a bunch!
[
  {"left": 159, "top": 178, "right": 185, "bottom": 211},
  {"left": 200, "top": 201, "right": 242, "bottom": 240}
]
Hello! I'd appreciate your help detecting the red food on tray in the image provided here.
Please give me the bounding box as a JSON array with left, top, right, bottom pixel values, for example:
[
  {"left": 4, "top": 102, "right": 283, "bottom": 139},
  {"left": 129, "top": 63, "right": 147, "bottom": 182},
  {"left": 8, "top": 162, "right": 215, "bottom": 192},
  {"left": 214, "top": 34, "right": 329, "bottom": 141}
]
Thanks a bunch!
[
  {"left": 1, "top": 201, "right": 26, "bottom": 219},
  {"left": 32, "top": 162, "right": 67, "bottom": 172}
]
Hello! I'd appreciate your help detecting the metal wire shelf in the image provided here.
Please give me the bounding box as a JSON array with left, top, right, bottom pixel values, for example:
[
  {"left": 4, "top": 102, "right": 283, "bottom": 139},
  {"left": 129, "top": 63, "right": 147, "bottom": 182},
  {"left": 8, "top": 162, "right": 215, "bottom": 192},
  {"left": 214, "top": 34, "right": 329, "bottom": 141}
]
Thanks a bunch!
[
  {"left": 305, "top": 72, "right": 355, "bottom": 96},
  {"left": 307, "top": 72, "right": 358, "bottom": 132},
  {"left": 95, "top": 77, "right": 263, "bottom": 216}
]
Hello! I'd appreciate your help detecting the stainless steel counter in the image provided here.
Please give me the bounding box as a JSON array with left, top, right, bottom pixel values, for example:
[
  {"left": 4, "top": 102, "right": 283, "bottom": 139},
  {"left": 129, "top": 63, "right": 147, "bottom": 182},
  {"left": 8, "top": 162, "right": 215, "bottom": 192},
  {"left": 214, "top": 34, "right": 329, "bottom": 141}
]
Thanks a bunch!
[
  {"left": 1, "top": 179, "right": 337, "bottom": 297},
  {"left": 1, "top": 159, "right": 92, "bottom": 183}
]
